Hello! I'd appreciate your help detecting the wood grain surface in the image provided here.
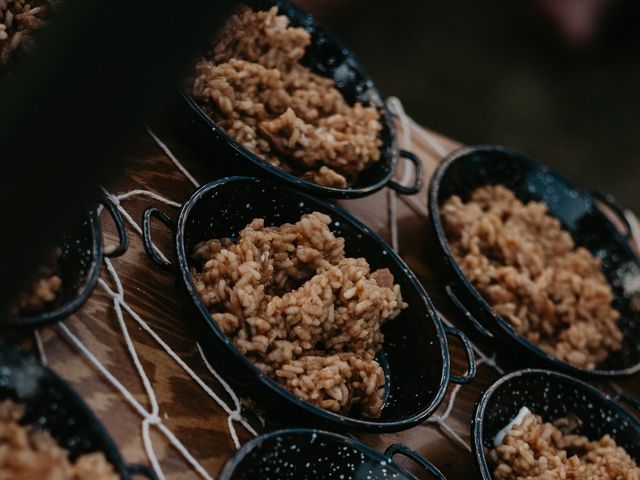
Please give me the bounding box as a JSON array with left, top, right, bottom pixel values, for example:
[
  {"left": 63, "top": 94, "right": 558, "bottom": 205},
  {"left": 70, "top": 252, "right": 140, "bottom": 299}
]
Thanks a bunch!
[{"left": 9, "top": 120, "right": 640, "bottom": 479}]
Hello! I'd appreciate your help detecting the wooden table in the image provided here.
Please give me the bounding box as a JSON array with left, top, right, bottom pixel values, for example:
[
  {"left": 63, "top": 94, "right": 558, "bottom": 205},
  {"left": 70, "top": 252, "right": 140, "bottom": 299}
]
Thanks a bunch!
[{"left": 13, "top": 119, "right": 640, "bottom": 479}]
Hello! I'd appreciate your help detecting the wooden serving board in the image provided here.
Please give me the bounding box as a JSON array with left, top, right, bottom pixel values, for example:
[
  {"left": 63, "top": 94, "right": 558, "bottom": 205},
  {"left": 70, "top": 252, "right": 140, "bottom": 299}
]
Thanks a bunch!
[{"left": 11, "top": 120, "right": 640, "bottom": 479}]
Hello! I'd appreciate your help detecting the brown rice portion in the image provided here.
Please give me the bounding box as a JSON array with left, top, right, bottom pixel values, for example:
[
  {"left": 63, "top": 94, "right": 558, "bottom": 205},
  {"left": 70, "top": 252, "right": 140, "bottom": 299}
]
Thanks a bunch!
[
  {"left": 441, "top": 185, "right": 623, "bottom": 369},
  {"left": 0, "top": 400, "right": 120, "bottom": 480},
  {"left": 9, "top": 246, "right": 62, "bottom": 316},
  {"left": 0, "top": 0, "right": 58, "bottom": 66},
  {"left": 190, "top": 211, "right": 407, "bottom": 417},
  {"left": 490, "top": 412, "right": 640, "bottom": 480},
  {"left": 189, "top": 6, "right": 383, "bottom": 188}
]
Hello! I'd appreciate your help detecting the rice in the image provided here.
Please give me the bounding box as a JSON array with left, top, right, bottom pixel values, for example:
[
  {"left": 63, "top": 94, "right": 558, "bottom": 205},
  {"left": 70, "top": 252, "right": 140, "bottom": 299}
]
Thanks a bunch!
[
  {"left": 441, "top": 185, "right": 623, "bottom": 369},
  {"left": 9, "top": 246, "right": 62, "bottom": 315},
  {"left": 189, "top": 6, "right": 383, "bottom": 188},
  {"left": 490, "top": 412, "right": 640, "bottom": 479},
  {"left": 190, "top": 211, "right": 407, "bottom": 417},
  {"left": 0, "top": 400, "right": 119, "bottom": 480},
  {"left": 0, "top": 0, "right": 57, "bottom": 66}
]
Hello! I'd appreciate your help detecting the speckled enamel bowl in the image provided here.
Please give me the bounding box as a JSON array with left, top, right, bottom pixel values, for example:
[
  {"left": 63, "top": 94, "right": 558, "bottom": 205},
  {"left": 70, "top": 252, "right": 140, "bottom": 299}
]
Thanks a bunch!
[
  {"left": 428, "top": 145, "right": 640, "bottom": 377},
  {"left": 175, "top": 0, "right": 422, "bottom": 199},
  {"left": 3, "top": 199, "right": 128, "bottom": 330},
  {"left": 472, "top": 369, "right": 640, "bottom": 479},
  {"left": 219, "top": 428, "right": 446, "bottom": 479},
  {"left": 142, "top": 176, "right": 476, "bottom": 432},
  {"left": 0, "top": 341, "right": 156, "bottom": 479}
]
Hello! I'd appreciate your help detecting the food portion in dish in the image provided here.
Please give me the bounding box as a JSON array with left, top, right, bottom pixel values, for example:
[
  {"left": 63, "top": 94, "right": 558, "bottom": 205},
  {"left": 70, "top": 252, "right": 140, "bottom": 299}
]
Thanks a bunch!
[
  {"left": 9, "top": 247, "right": 62, "bottom": 316},
  {"left": 490, "top": 408, "right": 640, "bottom": 479},
  {"left": 189, "top": 6, "right": 383, "bottom": 188},
  {"left": 441, "top": 185, "right": 623, "bottom": 369},
  {"left": 190, "top": 212, "right": 406, "bottom": 417},
  {"left": 0, "top": 400, "right": 119, "bottom": 479},
  {"left": 0, "top": 0, "right": 58, "bottom": 66}
]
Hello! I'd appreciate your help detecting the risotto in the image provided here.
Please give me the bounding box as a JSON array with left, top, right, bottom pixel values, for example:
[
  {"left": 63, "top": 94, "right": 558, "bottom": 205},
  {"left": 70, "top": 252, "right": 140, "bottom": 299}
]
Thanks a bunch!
[
  {"left": 189, "top": 6, "right": 383, "bottom": 188},
  {"left": 490, "top": 411, "right": 640, "bottom": 479},
  {"left": 441, "top": 185, "right": 623, "bottom": 369},
  {"left": 190, "top": 212, "right": 406, "bottom": 417},
  {"left": 0, "top": 400, "right": 119, "bottom": 480},
  {"left": 9, "top": 247, "right": 62, "bottom": 315},
  {"left": 0, "top": 0, "right": 57, "bottom": 66}
]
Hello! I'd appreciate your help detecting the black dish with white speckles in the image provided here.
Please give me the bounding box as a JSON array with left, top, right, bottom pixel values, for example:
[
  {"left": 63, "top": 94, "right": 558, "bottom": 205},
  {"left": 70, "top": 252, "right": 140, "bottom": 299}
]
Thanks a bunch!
[
  {"left": 472, "top": 369, "right": 640, "bottom": 479},
  {"left": 142, "top": 176, "right": 476, "bottom": 432},
  {"left": 428, "top": 145, "right": 640, "bottom": 377},
  {"left": 175, "top": 0, "right": 422, "bottom": 199},
  {"left": 2, "top": 198, "right": 128, "bottom": 330},
  {"left": 219, "top": 429, "right": 446, "bottom": 479},
  {"left": 0, "top": 341, "right": 156, "bottom": 479}
]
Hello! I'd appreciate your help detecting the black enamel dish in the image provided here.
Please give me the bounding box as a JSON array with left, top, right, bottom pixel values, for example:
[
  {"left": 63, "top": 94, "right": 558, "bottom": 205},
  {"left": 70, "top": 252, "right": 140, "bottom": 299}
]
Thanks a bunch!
[
  {"left": 142, "top": 176, "right": 476, "bottom": 432},
  {"left": 0, "top": 341, "right": 156, "bottom": 479},
  {"left": 219, "top": 428, "right": 446, "bottom": 479},
  {"left": 2, "top": 198, "right": 128, "bottom": 330},
  {"left": 473, "top": 369, "right": 640, "bottom": 479},
  {"left": 176, "top": 0, "right": 423, "bottom": 199},
  {"left": 428, "top": 145, "right": 640, "bottom": 378}
]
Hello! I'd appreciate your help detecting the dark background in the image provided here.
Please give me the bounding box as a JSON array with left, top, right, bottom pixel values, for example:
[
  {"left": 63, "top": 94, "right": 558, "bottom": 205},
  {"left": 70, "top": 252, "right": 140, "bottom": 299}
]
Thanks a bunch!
[{"left": 297, "top": 0, "right": 640, "bottom": 212}]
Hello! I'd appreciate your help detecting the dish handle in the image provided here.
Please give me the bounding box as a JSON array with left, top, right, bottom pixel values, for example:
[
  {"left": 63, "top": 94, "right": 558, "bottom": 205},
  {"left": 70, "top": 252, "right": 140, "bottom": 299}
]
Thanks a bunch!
[
  {"left": 611, "top": 392, "right": 640, "bottom": 415},
  {"left": 388, "top": 150, "right": 424, "bottom": 195},
  {"left": 591, "top": 189, "right": 632, "bottom": 241},
  {"left": 443, "top": 325, "right": 477, "bottom": 384},
  {"left": 126, "top": 464, "right": 159, "bottom": 479},
  {"left": 384, "top": 444, "right": 446, "bottom": 480},
  {"left": 100, "top": 196, "right": 129, "bottom": 257},
  {"left": 445, "top": 285, "right": 494, "bottom": 339},
  {"left": 142, "top": 207, "right": 176, "bottom": 271}
]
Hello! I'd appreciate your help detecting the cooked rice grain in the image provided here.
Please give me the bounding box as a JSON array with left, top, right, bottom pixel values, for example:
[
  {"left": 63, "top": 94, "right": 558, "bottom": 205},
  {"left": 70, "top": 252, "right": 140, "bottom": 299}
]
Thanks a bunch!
[
  {"left": 9, "top": 246, "right": 62, "bottom": 315},
  {"left": 190, "top": 6, "right": 383, "bottom": 187},
  {"left": 0, "top": 0, "right": 56, "bottom": 66},
  {"left": 191, "top": 212, "right": 406, "bottom": 417},
  {"left": 441, "top": 185, "right": 622, "bottom": 369}
]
